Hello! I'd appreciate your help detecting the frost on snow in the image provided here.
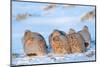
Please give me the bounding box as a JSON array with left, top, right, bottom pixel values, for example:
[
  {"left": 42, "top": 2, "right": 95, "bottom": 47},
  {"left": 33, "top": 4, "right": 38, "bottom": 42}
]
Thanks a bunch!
[{"left": 12, "top": 41, "right": 95, "bottom": 66}]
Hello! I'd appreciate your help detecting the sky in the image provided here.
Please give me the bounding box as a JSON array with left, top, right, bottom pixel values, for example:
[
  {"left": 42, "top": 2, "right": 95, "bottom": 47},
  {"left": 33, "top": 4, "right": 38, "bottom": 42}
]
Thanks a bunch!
[{"left": 12, "top": 1, "right": 96, "bottom": 54}]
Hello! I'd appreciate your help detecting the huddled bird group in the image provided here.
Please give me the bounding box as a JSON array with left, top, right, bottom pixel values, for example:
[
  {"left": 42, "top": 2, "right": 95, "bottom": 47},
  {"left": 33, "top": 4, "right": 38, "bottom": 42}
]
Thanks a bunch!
[{"left": 22, "top": 26, "right": 91, "bottom": 57}]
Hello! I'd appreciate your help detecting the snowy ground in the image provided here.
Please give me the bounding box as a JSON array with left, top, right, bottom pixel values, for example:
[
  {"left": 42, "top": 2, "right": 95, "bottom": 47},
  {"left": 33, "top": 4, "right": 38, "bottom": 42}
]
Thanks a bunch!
[
  {"left": 11, "top": 1, "right": 96, "bottom": 66},
  {"left": 12, "top": 41, "right": 96, "bottom": 66}
]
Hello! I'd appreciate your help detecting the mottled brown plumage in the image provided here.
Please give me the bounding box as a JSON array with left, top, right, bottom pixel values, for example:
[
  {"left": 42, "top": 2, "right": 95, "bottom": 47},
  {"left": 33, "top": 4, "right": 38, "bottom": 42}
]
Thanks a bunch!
[
  {"left": 43, "top": 4, "right": 56, "bottom": 11},
  {"left": 23, "top": 30, "right": 47, "bottom": 57},
  {"left": 67, "top": 29, "right": 85, "bottom": 53},
  {"left": 16, "top": 13, "right": 32, "bottom": 21},
  {"left": 81, "top": 10, "right": 95, "bottom": 21},
  {"left": 49, "top": 29, "right": 71, "bottom": 55}
]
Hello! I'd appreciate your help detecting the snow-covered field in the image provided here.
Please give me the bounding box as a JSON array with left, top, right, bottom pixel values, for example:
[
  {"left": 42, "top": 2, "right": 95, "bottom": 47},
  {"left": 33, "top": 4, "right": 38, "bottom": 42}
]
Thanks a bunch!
[
  {"left": 11, "top": 1, "right": 96, "bottom": 66},
  {"left": 12, "top": 41, "right": 95, "bottom": 66}
]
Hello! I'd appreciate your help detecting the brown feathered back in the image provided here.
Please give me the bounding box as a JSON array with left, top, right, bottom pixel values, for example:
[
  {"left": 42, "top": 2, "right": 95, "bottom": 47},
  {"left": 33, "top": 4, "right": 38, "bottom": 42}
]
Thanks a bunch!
[
  {"left": 67, "top": 29, "right": 86, "bottom": 53},
  {"left": 23, "top": 30, "right": 47, "bottom": 57},
  {"left": 49, "top": 29, "right": 71, "bottom": 55}
]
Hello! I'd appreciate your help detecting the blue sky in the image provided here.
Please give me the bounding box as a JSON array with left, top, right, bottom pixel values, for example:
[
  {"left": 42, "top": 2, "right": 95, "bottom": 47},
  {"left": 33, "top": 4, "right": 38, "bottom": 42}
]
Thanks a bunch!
[{"left": 12, "top": 1, "right": 95, "bottom": 54}]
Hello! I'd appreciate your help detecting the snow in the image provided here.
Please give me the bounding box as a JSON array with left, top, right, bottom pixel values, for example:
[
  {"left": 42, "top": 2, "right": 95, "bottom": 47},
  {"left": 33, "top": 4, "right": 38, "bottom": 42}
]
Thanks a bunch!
[
  {"left": 11, "top": 1, "right": 96, "bottom": 66},
  {"left": 12, "top": 41, "right": 95, "bottom": 66}
]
